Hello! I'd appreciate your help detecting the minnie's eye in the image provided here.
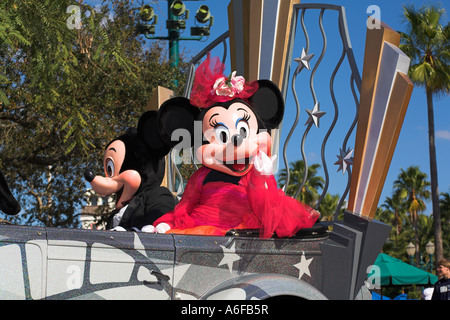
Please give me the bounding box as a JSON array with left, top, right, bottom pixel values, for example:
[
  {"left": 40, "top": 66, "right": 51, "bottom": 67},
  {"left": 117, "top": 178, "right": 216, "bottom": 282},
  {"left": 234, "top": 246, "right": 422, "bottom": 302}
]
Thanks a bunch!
[
  {"left": 105, "top": 159, "right": 115, "bottom": 177},
  {"left": 214, "top": 126, "right": 229, "bottom": 144},
  {"left": 236, "top": 121, "right": 249, "bottom": 139}
]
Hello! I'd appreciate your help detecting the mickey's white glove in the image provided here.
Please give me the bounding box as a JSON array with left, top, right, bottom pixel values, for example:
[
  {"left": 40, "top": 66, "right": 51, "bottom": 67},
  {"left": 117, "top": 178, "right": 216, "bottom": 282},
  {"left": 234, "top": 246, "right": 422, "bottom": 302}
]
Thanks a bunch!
[
  {"left": 110, "top": 226, "right": 127, "bottom": 232},
  {"left": 254, "top": 151, "right": 277, "bottom": 175},
  {"left": 141, "top": 225, "right": 156, "bottom": 233},
  {"left": 140, "top": 223, "right": 171, "bottom": 233}
]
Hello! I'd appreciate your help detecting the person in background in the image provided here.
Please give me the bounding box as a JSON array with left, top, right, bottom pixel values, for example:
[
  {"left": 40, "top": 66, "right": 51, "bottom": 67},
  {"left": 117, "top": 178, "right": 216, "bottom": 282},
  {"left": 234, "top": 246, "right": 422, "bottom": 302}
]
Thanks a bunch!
[{"left": 431, "top": 258, "right": 450, "bottom": 300}]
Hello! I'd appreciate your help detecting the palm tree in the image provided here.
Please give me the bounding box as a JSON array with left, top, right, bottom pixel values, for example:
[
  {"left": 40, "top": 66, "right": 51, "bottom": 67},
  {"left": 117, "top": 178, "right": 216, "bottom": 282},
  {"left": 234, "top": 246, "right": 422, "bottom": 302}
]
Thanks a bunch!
[
  {"left": 318, "top": 193, "right": 341, "bottom": 221},
  {"left": 382, "top": 193, "right": 408, "bottom": 237},
  {"left": 439, "top": 191, "right": 450, "bottom": 257},
  {"left": 400, "top": 4, "right": 449, "bottom": 264},
  {"left": 393, "top": 166, "right": 431, "bottom": 265},
  {"left": 277, "top": 160, "right": 324, "bottom": 207}
]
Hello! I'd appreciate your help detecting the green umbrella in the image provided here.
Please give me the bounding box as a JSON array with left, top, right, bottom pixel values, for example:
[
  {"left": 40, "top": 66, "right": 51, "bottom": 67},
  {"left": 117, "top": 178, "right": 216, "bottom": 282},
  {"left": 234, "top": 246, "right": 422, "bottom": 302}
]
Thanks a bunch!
[{"left": 370, "top": 253, "right": 438, "bottom": 286}]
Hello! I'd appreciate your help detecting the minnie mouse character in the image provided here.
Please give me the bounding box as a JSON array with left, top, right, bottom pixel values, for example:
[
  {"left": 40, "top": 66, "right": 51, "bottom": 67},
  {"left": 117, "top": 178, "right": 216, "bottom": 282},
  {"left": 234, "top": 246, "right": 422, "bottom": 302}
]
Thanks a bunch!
[
  {"left": 84, "top": 111, "right": 176, "bottom": 232},
  {"left": 152, "top": 54, "right": 319, "bottom": 238}
]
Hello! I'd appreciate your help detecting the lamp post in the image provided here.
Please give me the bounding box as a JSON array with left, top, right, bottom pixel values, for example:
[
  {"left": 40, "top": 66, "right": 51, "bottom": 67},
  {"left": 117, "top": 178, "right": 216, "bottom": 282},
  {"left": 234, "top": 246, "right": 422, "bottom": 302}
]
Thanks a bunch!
[
  {"left": 425, "top": 240, "right": 435, "bottom": 272},
  {"left": 406, "top": 242, "right": 416, "bottom": 266},
  {"left": 406, "top": 241, "right": 435, "bottom": 272},
  {"left": 136, "top": 0, "right": 214, "bottom": 68}
]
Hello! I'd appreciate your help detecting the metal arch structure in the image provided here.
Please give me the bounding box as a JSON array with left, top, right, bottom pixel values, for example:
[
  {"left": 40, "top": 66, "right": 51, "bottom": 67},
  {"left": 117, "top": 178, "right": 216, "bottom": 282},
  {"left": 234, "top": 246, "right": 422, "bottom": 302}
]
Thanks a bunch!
[
  {"left": 171, "top": 3, "right": 362, "bottom": 220},
  {"left": 282, "top": 4, "right": 362, "bottom": 219}
]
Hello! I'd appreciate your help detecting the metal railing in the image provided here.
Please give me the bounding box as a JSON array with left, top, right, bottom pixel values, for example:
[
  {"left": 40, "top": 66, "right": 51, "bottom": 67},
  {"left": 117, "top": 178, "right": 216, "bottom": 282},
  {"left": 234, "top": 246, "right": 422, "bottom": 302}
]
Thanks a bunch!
[{"left": 171, "top": 3, "right": 362, "bottom": 220}]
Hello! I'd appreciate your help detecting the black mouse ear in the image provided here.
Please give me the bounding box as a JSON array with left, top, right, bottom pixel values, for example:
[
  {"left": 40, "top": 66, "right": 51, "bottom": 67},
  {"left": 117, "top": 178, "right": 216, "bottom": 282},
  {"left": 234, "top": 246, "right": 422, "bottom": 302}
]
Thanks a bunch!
[
  {"left": 0, "top": 170, "right": 21, "bottom": 215},
  {"left": 248, "top": 80, "right": 284, "bottom": 130},
  {"left": 158, "top": 97, "right": 201, "bottom": 149},
  {"left": 137, "top": 110, "right": 171, "bottom": 158}
]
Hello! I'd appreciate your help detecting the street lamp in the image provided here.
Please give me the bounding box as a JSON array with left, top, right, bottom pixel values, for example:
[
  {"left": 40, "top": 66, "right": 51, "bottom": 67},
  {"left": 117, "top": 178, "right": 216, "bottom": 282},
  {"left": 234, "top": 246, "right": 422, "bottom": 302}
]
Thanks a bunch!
[
  {"left": 170, "top": 0, "right": 187, "bottom": 17},
  {"left": 136, "top": 1, "right": 214, "bottom": 69},
  {"left": 406, "top": 242, "right": 416, "bottom": 266},
  {"left": 137, "top": 5, "right": 158, "bottom": 35},
  {"left": 191, "top": 5, "right": 214, "bottom": 36},
  {"left": 406, "top": 241, "right": 435, "bottom": 272}
]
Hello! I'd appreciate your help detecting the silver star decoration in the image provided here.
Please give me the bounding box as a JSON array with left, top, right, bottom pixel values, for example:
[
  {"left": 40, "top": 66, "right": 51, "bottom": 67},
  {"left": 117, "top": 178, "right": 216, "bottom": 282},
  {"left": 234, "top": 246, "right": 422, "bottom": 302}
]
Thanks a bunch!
[
  {"left": 294, "top": 251, "right": 313, "bottom": 279},
  {"left": 294, "top": 48, "right": 314, "bottom": 72},
  {"left": 335, "top": 147, "right": 354, "bottom": 174},
  {"left": 219, "top": 243, "right": 241, "bottom": 273},
  {"left": 305, "top": 102, "right": 326, "bottom": 127}
]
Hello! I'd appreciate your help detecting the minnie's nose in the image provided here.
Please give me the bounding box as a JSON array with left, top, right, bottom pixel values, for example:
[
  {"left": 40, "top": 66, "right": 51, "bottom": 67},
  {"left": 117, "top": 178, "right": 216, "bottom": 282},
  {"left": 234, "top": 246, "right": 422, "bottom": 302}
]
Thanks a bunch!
[{"left": 231, "top": 134, "right": 243, "bottom": 147}]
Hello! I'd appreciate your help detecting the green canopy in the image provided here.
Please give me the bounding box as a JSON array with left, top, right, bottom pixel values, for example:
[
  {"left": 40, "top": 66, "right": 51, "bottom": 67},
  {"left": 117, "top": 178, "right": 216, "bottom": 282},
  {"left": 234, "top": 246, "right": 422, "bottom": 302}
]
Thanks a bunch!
[{"left": 370, "top": 253, "right": 438, "bottom": 286}]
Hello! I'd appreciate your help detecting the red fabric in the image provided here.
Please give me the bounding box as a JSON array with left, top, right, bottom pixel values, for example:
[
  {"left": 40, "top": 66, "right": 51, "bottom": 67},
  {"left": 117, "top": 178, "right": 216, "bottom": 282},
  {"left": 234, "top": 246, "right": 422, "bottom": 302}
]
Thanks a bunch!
[
  {"left": 189, "top": 54, "right": 258, "bottom": 109},
  {"left": 154, "top": 166, "right": 319, "bottom": 238}
]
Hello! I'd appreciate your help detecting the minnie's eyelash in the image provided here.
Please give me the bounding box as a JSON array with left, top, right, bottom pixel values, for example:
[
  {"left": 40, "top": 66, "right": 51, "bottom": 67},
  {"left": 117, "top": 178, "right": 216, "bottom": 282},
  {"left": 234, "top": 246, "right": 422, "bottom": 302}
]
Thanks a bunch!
[
  {"left": 242, "top": 113, "right": 250, "bottom": 122},
  {"left": 210, "top": 118, "right": 218, "bottom": 127}
]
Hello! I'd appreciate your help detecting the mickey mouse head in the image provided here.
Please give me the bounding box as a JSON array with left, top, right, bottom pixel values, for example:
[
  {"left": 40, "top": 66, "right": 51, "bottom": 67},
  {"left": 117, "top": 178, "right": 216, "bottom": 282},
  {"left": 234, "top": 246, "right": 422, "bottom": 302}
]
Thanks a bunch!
[{"left": 85, "top": 110, "right": 171, "bottom": 211}]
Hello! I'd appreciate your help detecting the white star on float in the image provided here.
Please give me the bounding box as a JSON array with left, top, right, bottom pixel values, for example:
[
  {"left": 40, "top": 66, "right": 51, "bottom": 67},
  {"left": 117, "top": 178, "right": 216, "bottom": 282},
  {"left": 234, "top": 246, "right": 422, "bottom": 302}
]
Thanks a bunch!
[
  {"left": 294, "top": 48, "right": 314, "bottom": 72},
  {"left": 294, "top": 251, "right": 314, "bottom": 279},
  {"left": 219, "top": 243, "right": 242, "bottom": 273},
  {"left": 334, "top": 147, "right": 354, "bottom": 174},
  {"left": 305, "top": 102, "right": 326, "bottom": 127}
]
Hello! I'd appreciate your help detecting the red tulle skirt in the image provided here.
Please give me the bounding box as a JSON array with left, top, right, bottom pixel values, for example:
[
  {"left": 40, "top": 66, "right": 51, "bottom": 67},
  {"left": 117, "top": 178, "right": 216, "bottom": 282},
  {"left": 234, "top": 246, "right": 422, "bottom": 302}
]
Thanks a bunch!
[{"left": 154, "top": 166, "right": 319, "bottom": 238}]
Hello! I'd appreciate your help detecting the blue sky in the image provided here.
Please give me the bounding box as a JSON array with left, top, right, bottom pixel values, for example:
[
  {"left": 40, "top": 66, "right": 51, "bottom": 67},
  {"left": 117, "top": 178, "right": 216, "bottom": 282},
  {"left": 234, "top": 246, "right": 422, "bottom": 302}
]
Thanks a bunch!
[{"left": 126, "top": 0, "right": 449, "bottom": 215}]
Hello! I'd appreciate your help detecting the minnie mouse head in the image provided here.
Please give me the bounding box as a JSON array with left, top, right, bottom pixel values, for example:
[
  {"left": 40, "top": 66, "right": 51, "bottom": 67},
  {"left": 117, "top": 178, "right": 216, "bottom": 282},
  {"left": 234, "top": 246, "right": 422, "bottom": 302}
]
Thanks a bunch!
[{"left": 158, "top": 54, "right": 284, "bottom": 177}]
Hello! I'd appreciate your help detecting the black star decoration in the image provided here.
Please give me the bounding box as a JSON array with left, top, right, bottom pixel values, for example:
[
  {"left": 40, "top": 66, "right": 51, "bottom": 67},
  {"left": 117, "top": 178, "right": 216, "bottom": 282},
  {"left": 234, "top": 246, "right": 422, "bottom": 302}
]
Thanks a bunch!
[
  {"left": 305, "top": 102, "right": 326, "bottom": 127},
  {"left": 334, "top": 147, "right": 354, "bottom": 174},
  {"left": 294, "top": 48, "right": 314, "bottom": 72}
]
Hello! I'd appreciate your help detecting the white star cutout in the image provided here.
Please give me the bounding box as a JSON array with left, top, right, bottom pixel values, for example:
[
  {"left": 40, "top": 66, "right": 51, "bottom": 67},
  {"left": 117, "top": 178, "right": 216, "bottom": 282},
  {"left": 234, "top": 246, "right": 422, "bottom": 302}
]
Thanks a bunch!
[
  {"left": 294, "top": 251, "right": 313, "bottom": 279},
  {"left": 305, "top": 102, "right": 326, "bottom": 127},
  {"left": 294, "top": 48, "right": 314, "bottom": 72},
  {"left": 219, "top": 243, "right": 241, "bottom": 273},
  {"left": 335, "top": 147, "right": 354, "bottom": 174}
]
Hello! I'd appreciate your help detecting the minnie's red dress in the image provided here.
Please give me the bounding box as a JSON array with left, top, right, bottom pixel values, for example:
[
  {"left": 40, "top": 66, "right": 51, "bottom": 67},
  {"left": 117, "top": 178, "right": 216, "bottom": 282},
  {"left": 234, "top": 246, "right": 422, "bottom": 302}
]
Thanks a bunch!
[{"left": 153, "top": 166, "right": 319, "bottom": 238}]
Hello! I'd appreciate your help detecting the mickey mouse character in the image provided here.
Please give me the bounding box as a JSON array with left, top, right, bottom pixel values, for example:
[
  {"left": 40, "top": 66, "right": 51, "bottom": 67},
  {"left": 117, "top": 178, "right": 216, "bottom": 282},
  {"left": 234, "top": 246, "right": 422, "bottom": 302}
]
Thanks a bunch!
[
  {"left": 151, "top": 54, "right": 319, "bottom": 238},
  {"left": 84, "top": 110, "right": 176, "bottom": 232}
]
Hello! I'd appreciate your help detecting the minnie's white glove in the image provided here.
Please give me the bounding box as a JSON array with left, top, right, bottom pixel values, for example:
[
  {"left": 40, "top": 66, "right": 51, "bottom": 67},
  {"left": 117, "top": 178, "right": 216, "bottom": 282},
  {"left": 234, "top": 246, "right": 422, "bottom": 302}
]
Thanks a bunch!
[
  {"left": 155, "top": 223, "right": 171, "bottom": 234},
  {"left": 140, "top": 223, "right": 171, "bottom": 233},
  {"left": 254, "top": 151, "right": 277, "bottom": 175}
]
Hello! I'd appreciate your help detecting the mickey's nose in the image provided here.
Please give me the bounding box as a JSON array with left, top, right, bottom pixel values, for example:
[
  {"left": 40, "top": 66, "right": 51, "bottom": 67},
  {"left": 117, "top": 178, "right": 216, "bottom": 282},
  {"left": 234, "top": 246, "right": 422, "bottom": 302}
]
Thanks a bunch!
[{"left": 231, "top": 134, "right": 243, "bottom": 147}]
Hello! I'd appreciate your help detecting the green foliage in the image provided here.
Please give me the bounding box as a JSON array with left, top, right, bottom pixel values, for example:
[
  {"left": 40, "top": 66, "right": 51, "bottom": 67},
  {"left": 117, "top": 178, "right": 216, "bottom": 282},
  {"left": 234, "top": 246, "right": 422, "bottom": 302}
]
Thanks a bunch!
[
  {"left": 399, "top": 4, "right": 449, "bottom": 95},
  {"left": 277, "top": 160, "right": 324, "bottom": 207},
  {"left": 277, "top": 160, "right": 342, "bottom": 220},
  {"left": 374, "top": 166, "right": 450, "bottom": 269},
  {"left": 439, "top": 191, "right": 450, "bottom": 257},
  {"left": 0, "top": 0, "right": 188, "bottom": 227}
]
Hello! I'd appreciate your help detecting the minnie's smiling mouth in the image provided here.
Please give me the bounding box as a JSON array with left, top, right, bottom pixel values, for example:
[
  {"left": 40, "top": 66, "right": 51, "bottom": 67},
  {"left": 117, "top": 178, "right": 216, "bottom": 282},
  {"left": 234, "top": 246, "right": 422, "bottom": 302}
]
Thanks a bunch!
[{"left": 223, "top": 157, "right": 253, "bottom": 173}]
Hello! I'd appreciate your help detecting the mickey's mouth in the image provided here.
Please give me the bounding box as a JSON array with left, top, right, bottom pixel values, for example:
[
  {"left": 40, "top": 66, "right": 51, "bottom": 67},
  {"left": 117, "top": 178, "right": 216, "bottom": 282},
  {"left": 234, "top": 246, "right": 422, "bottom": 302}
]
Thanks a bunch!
[
  {"left": 223, "top": 157, "right": 253, "bottom": 173},
  {"left": 115, "top": 187, "right": 124, "bottom": 208}
]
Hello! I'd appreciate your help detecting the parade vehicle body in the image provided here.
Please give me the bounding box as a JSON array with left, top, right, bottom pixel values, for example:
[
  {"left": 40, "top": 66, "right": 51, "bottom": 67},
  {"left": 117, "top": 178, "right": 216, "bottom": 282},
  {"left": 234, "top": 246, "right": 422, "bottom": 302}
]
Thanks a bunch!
[
  {"left": 0, "top": 213, "right": 387, "bottom": 300},
  {"left": 0, "top": 2, "right": 412, "bottom": 300}
]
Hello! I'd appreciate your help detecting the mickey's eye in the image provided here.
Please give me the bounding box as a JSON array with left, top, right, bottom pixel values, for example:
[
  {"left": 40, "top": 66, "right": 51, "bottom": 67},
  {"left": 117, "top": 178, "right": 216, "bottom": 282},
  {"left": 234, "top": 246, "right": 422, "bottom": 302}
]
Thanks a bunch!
[
  {"left": 236, "top": 121, "right": 249, "bottom": 139},
  {"left": 214, "top": 125, "right": 230, "bottom": 144},
  {"left": 105, "top": 158, "right": 115, "bottom": 177}
]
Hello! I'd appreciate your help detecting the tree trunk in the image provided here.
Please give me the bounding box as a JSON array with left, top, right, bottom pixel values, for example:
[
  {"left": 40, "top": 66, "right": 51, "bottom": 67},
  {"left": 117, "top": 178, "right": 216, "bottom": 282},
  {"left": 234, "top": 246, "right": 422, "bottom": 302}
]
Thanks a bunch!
[{"left": 426, "top": 89, "right": 443, "bottom": 266}]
